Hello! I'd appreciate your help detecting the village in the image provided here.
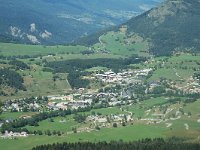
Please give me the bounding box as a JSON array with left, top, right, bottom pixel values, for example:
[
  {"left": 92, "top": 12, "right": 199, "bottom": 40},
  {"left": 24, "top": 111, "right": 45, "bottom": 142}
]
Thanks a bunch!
[
  {"left": 94, "top": 69, "right": 152, "bottom": 84},
  {"left": 1, "top": 67, "right": 200, "bottom": 139},
  {"left": 2, "top": 66, "right": 200, "bottom": 115},
  {"left": 1, "top": 68, "right": 153, "bottom": 113}
]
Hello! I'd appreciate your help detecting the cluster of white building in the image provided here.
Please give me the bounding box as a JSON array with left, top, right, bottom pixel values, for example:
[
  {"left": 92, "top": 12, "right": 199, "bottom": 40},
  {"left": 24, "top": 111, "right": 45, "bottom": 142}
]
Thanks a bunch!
[
  {"left": 48, "top": 99, "right": 93, "bottom": 110},
  {"left": 3, "top": 101, "right": 41, "bottom": 112},
  {"left": 47, "top": 95, "right": 73, "bottom": 101},
  {"left": 87, "top": 114, "right": 133, "bottom": 124},
  {"left": 1, "top": 131, "right": 28, "bottom": 139},
  {"left": 95, "top": 69, "right": 152, "bottom": 83},
  {"left": 95, "top": 71, "right": 130, "bottom": 83}
]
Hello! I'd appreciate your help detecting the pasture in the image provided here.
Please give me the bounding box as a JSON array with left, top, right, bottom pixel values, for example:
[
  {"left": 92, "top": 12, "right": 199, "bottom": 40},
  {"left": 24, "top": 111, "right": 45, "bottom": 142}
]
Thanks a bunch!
[
  {"left": 93, "top": 31, "right": 148, "bottom": 56},
  {"left": 0, "top": 43, "right": 85, "bottom": 56},
  {"left": 0, "top": 124, "right": 167, "bottom": 150}
]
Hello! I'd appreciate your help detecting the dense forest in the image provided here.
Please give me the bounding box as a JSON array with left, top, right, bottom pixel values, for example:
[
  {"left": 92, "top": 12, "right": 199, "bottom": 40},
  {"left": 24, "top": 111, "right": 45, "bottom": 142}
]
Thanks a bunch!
[
  {"left": 9, "top": 60, "right": 30, "bottom": 70},
  {"left": 32, "top": 138, "right": 200, "bottom": 150},
  {"left": 45, "top": 55, "right": 145, "bottom": 73},
  {"left": 67, "top": 71, "right": 90, "bottom": 89},
  {"left": 0, "top": 69, "right": 25, "bottom": 91}
]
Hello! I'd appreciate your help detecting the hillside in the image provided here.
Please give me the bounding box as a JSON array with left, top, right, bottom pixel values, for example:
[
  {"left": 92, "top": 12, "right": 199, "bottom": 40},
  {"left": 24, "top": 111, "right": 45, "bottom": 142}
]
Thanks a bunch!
[
  {"left": 79, "top": 0, "right": 200, "bottom": 56},
  {"left": 0, "top": 0, "right": 162, "bottom": 44},
  {"left": 125, "top": 0, "right": 200, "bottom": 55}
]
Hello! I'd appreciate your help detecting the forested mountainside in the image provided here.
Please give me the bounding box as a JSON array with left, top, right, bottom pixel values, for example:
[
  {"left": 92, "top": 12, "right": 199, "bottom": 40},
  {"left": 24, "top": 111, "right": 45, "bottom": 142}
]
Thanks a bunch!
[
  {"left": 78, "top": 0, "right": 200, "bottom": 56},
  {"left": 125, "top": 0, "right": 200, "bottom": 55}
]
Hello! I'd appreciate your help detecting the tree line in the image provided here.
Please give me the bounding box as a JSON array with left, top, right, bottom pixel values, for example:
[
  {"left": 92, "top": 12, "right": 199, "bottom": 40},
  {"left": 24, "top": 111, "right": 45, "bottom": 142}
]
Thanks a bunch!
[{"left": 32, "top": 138, "right": 200, "bottom": 150}]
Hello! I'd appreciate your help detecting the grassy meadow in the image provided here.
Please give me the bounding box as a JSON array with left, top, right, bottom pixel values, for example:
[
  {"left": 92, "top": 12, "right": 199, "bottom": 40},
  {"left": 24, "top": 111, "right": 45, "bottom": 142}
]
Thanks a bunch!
[
  {"left": 0, "top": 43, "right": 85, "bottom": 56},
  {"left": 0, "top": 124, "right": 167, "bottom": 150}
]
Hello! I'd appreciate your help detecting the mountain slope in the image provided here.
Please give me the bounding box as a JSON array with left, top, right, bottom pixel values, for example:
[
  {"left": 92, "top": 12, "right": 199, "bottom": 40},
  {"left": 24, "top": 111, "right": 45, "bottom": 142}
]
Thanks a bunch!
[
  {"left": 79, "top": 0, "right": 200, "bottom": 56},
  {"left": 0, "top": 0, "right": 162, "bottom": 44},
  {"left": 125, "top": 0, "right": 200, "bottom": 55}
]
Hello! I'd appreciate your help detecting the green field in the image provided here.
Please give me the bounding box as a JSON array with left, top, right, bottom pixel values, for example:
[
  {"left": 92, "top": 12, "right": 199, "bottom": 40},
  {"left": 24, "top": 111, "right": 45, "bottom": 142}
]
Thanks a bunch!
[
  {"left": 26, "top": 116, "right": 79, "bottom": 133},
  {"left": 145, "top": 53, "right": 200, "bottom": 83},
  {"left": 124, "top": 97, "right": 169, "bottom": 118},
  {"left": 183, "top": 100, "right": 200, "bottom": 116},
  {"left": 1, "top": 121, "right": 199, "bottom": 150},
  {"left": 24, "top": 107, "right": 129, "bottom": 133},
  {"left": 93, "top": 31, "right": 149, "bottom": 56},
  {"left": 89, "top": 107, "right": 128, "bottom": 115},
  {"left": 148, "top": 68, "right": 180, "bottom": 81},
  {"left": 0, "top": 43, "right": 85, "bottom": 56},
  {"left": 0, "top": 124, "right": 167, "bottom": 150}
]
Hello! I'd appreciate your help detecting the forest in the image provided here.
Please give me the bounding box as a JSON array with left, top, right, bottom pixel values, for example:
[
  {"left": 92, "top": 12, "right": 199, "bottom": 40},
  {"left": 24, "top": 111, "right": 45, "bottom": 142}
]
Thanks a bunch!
[
  {"left": 45, "top": 55, "right": 145, "bottom": 73},
  {"left": 9, "top": 60, "right": 30, "bottom": 70},
  {"left": 0, "top": 69, "right": 25, "bottom": 91},
  {"left": 32, "top": 138, "right": 200, "bottom": 150}
]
